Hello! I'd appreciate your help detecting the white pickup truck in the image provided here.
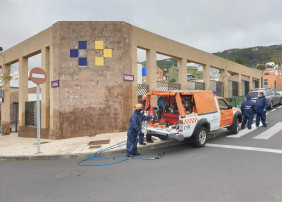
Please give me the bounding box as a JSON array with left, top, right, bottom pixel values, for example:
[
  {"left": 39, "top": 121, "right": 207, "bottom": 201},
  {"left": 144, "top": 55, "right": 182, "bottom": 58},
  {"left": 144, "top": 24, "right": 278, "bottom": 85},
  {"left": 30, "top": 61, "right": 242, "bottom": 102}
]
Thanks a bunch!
[{"left": 143, "top": 91, "right": 242, "bottom": 147}]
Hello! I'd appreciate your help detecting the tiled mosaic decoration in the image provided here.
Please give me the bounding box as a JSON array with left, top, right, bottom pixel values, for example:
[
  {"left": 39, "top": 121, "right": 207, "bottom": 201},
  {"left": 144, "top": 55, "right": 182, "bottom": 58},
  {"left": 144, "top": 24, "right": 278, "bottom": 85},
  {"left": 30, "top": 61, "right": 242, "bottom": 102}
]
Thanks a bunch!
[
  {"left": 70, "top": 41, "right": 88, "bottom": 66},
  {"left": 94, "top": 41, "right": 112, "bottom": 66},
  {"left": 70, "top": 40, "right": 113, "bottom": 67}
]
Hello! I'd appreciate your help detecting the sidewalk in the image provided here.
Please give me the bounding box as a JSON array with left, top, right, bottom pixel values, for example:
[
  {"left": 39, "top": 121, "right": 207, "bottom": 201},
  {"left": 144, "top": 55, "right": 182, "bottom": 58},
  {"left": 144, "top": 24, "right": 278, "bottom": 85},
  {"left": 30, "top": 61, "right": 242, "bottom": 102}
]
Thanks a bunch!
[{"left": 0, "top": 132, "right": 182, "bottom": 161}]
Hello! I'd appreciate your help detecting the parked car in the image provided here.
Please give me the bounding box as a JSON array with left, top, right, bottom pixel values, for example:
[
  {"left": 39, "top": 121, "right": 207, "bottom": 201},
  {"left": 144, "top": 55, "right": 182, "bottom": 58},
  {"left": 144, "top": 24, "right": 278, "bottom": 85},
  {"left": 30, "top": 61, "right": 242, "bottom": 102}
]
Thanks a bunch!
[{"left": 248, "top": 88, "right": 282, "bottom": 109}]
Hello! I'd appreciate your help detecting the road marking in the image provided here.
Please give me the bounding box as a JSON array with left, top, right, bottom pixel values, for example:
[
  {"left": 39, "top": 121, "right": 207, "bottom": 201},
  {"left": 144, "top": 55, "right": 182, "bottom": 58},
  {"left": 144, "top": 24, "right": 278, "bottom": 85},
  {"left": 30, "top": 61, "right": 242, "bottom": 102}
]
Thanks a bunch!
[
  {"left": 271, "top": 109, "right": 277, "bottom": 112},
  {"left": 206, "top": 143, "right": 282, "bottom": 154},
  {"left": 278, "top": 106, "right": 282, "bottom": 109},
  {"left": 32, "top": 73, "right": 45, "bottom": 79},
  {"left": 266, "top": 113, "right": 269, "bottom": 115},
  {"left": 228, "top": 123, "right": 258, "bottom": 138},
  {"left": 253, "top": 122, "right": 282, "bottom": 140}
]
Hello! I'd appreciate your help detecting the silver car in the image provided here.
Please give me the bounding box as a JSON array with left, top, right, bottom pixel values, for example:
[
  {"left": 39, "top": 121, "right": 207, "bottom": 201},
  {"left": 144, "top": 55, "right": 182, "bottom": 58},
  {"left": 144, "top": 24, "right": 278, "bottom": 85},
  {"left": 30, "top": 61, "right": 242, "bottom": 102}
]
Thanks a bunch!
[{"left": 248, "top": 88, "right": 282, "bottom": 110}]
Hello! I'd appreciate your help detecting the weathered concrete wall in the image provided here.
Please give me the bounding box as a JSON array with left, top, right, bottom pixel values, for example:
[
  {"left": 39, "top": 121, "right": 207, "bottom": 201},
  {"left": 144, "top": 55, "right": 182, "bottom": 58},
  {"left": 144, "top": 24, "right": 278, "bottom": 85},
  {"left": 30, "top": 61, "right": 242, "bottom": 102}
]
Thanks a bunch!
[
  {"left": 10, "top": 87, "right": 37, "bottom": 104},
  {"left": 51, "top": 21, "right": 132, "bottom": 139}
]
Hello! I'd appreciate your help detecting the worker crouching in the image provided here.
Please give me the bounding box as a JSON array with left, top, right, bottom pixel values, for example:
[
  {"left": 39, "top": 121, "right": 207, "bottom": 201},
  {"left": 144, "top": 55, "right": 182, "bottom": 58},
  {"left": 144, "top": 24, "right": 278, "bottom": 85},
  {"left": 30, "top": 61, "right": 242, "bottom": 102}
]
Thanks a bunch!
[{"left": 126, "top": 103, "right": 153, "bottom": 157}]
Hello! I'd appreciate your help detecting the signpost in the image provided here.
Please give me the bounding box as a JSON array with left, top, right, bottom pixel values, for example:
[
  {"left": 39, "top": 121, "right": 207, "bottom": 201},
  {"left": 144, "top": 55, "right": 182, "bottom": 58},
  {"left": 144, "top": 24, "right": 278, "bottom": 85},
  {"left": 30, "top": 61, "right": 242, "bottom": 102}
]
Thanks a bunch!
[{"left": 29, "top": 68, "right": 47, "bottom": 153}]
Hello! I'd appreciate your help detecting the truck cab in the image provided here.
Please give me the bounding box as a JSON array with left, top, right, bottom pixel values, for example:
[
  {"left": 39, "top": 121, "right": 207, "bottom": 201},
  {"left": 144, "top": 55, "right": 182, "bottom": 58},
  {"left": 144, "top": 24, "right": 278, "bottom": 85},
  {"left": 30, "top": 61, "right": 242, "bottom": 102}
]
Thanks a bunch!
[{"left": 143, "top": 91, "right": 242, "bottom": 147}]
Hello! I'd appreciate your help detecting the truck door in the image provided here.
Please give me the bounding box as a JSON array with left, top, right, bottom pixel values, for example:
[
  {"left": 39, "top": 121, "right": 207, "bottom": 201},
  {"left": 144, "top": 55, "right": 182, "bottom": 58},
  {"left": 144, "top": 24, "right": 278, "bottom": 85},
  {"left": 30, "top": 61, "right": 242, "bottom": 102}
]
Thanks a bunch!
[{"left": 217, "top": 98, "right": 234, "bottom": 127}]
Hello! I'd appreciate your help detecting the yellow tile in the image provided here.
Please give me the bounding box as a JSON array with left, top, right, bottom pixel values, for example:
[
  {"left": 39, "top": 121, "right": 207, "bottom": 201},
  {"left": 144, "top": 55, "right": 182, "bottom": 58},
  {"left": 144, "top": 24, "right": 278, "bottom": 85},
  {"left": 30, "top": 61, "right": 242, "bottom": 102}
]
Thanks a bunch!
[
  {"left": 103, "top": 49, "right": 112, "bottom": 58},
  {"left": 95, "top": 57, "right": 104, "bottom": 66},
  {"left": 95, "top": 41, "right": 104, "bottom": 49}
]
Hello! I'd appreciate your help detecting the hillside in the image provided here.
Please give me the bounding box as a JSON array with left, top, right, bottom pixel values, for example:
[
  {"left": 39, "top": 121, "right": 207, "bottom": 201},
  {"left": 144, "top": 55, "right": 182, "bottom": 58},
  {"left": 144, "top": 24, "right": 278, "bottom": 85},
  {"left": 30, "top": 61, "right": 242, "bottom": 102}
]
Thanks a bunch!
[
  {"left": 140, "top": 44, "right": 282, "bottom": 72},
  {"left": 213, "top": 44, "right": 282, "bottom": 70}
]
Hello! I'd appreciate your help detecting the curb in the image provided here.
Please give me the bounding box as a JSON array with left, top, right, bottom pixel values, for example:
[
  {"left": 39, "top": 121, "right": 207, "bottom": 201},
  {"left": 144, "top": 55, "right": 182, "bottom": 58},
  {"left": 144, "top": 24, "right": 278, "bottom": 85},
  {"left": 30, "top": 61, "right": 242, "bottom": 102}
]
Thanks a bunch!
[{"left": 0, "top": 140, "right": 184, "bottom": 161}]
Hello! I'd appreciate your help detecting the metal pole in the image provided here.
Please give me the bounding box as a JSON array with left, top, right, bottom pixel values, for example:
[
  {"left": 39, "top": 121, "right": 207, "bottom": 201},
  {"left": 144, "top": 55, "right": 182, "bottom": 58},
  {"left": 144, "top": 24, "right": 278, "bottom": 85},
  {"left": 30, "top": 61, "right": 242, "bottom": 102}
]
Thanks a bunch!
[{"left": 37, "top": 84, "right": 40, "bottom": 153}]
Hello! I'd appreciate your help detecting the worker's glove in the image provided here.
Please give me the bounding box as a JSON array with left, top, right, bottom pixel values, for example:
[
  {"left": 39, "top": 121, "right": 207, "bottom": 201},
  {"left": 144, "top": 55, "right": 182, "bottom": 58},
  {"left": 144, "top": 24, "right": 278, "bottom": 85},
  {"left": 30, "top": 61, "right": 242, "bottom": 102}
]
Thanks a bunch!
[{"left": 263, "top": 109, "right": 266, "bottom": 112}]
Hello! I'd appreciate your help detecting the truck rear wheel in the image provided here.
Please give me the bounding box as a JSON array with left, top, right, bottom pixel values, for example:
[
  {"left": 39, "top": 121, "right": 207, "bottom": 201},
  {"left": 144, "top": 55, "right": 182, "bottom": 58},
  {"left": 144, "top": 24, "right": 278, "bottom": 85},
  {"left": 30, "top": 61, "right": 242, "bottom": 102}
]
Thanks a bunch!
[{"left": 192, "top": 126, "right": 207, "bottom": 148}]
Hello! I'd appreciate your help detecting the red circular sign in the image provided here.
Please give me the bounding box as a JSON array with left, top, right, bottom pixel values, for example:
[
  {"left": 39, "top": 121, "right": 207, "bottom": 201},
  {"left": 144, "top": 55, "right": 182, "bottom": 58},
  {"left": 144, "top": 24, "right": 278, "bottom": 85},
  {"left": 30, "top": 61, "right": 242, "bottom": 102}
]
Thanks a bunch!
[{"left": 29, "top": 67, "right": 47, "bottom": 85}]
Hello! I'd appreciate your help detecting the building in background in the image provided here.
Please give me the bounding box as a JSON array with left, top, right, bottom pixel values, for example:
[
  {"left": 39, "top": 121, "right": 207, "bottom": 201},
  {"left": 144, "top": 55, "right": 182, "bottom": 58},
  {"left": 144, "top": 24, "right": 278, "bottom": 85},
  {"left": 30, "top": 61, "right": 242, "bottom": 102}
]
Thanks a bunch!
[
  {"left": 141, "top": 66, "right": 163, "bottom": 84},
  {"left": 264, "top": 74, "right": 282, "bottom": 89}
]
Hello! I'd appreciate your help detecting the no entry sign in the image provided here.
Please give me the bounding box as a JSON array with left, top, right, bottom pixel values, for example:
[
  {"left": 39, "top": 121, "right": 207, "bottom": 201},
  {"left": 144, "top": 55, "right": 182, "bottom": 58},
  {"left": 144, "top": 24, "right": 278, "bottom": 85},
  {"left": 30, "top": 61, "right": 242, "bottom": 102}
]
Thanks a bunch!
[
  {"left": 29, "top": 67, "right": 47, "bottom": 153},
  {"left": 29, "top": 67, "right": 47, "bottom": 85}
]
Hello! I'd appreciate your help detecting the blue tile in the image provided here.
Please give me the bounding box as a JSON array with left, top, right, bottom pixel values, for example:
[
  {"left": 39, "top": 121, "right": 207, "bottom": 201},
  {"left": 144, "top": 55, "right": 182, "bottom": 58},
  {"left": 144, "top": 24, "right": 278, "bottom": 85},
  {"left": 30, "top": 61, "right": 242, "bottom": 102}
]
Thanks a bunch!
[
  {"left": 70, "top": 49, "right": 78, "bottom": 57},
  {"left": 78, "top": 41, "right": 87, "bottom": 49},
  {"left": 78, "top": 57, "right": 87, "bottom": 66}
]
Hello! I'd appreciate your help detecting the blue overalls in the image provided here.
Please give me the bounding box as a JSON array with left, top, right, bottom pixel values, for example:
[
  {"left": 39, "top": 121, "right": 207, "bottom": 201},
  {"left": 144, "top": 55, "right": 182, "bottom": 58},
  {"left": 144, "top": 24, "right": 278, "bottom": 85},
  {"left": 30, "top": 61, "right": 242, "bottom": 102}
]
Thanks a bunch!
[
  {"left": 126, "top": 110, "right": 152, "bottom": 156},
  {"left": 241, "top": 95, "right": 256, "bottom": 129},
  {"left": 139, "top": 100, "right": 153, "bottom": 144},
  {"left": 255, "top": 95, "right": 268, "bottom": 127}
]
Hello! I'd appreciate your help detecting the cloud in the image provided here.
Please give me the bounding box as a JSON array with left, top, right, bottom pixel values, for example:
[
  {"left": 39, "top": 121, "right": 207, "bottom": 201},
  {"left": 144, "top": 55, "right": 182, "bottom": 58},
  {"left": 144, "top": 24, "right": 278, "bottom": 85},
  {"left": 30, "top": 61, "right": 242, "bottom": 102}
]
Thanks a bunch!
[{"left": 1, "top": 0, "right": 282, "bottom": 55}]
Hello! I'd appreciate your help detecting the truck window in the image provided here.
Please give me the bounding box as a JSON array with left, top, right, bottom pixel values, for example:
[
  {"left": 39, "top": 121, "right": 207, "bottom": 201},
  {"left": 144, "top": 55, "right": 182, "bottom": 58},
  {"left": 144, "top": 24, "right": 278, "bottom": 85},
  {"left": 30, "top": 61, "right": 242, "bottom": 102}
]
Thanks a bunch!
[{"left": 218, "top": 99, "right": 229, "bottom": 110}]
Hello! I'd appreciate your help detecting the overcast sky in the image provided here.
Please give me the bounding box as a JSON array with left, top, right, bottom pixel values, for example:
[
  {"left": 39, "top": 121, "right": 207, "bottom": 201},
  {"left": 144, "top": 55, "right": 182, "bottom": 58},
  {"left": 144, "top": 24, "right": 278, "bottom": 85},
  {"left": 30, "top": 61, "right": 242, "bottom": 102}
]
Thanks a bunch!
[{"left": 1, "top": 0, "right": 282, "bottom": 70}]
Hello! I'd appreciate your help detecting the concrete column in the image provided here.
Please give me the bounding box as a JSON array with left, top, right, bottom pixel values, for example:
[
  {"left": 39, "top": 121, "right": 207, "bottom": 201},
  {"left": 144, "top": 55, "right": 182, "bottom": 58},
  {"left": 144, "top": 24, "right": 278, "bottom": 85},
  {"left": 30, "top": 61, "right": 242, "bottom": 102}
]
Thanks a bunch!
[
  {"left": 222, "top": 69, "right": 229, "bottom": 97},
  {"left": 178, "top": 58, "right": 187, "bottom": 90},
  {"left": 238, "top": 73, "right": 242, "bottom": 96},
  {"left": 41, "top": 47, "right": 50, "bottom": 128},
  {"left": 1, "top": 64, "right": 11, "bottom": 135},
  {"left": 131, "top": 45, "right": 138, "bottom": 112},
  {"left": 249, "top": 76, "right": 253, "bottom": 91},
  {"left": 203, "top": 64, "right": 210, "bottom": 91},
  {"left": 49, "top": 45, "right": 55, "bottom": 130},
  {"left": 146, "top": 49, "right": 157, "bottom": 106},
  {"left": 18, "top": 57, "right": 28, "bottom": 127},
  {"left": 259, "top": 78, "right": 262, "bottom": 88}
]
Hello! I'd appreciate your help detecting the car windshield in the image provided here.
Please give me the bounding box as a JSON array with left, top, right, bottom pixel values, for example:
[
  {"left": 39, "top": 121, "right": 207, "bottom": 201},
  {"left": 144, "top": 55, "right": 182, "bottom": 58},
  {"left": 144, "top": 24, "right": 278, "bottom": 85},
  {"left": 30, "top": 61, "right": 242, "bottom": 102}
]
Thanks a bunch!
[{"left": 249, "top": 92, "right": 259, "bottom": 98}]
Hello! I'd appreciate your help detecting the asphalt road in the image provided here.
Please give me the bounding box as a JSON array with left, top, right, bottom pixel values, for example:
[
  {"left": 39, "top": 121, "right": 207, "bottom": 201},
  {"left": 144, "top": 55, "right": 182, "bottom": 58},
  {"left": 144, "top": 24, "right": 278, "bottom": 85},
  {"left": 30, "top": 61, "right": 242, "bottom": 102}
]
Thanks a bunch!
[{"left": 1, "top": 105, "right": 282, "bottom": 202}]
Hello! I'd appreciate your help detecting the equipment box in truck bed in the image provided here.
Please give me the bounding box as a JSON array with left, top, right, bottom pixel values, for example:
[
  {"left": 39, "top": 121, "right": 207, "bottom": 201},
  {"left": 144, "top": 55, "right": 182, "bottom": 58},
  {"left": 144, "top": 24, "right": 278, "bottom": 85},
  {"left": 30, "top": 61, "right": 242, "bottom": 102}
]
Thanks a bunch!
[{"left": 143, "top": 91, "right": 242, "bottom": 147}]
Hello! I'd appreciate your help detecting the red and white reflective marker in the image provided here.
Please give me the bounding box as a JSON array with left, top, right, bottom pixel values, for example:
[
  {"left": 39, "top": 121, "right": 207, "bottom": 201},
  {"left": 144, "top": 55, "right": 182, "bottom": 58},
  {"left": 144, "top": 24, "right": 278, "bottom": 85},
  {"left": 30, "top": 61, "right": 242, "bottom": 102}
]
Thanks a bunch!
[{"left": 29, "top": 67, "right": 47, "bottom": 85}]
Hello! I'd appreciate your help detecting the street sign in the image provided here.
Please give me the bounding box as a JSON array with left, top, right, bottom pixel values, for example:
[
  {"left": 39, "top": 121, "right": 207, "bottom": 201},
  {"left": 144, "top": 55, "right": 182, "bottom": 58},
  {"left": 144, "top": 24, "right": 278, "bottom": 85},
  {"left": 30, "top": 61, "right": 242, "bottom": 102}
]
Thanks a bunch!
[
  {"left": 123, "top": 74, "right": 134, "bottom": 81},
  {"left": 29, "top": 67, "right": 47, "bottom": 85},
  {"left": 51, "top": 80, "right": 59, "bottom": 88},
  {"left": 29, "top": 67, "right": 47, "bottom": 153},
  {"left": 0, "top": 89, "right": 3, "bottom": 102}
]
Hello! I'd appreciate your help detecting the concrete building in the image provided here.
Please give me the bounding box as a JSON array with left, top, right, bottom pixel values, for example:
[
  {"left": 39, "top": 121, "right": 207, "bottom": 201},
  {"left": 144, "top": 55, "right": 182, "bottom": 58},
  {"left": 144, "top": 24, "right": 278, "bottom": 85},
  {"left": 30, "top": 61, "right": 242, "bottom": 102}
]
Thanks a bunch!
[
  {"left": 0, "top": 21, "right": 264, "bottom": 139},
  {"left": 264, "top": 75, "right": 282, "bottom": 89}
]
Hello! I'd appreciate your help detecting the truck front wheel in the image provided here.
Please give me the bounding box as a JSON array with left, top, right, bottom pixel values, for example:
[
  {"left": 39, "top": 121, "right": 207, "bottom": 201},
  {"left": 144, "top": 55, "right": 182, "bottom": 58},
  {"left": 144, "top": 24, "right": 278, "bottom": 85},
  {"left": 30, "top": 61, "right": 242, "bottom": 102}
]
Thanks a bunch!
[
  {"left": 229, "top": 118, "right": 239, "bottom": 134},
  {"left": 192, "top": 126, "right": 207, "bottom": 148}
]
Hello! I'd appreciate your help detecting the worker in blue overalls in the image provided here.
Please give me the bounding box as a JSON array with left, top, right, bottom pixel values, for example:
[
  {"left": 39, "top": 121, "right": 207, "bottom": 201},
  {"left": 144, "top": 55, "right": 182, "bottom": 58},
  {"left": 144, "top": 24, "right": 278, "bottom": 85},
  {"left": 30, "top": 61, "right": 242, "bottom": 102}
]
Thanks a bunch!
[
  {"left": 241, "top": 94, "right": 256, "bottom": 130},
  {"left": 126, "top": 103, "right": 153, "bottom": 157},
  {"left": 138, "top": 94, "right": 155, "bottom": 145},
  {"left": 255, "top": 91, "right": 268, "bottom": 127}
]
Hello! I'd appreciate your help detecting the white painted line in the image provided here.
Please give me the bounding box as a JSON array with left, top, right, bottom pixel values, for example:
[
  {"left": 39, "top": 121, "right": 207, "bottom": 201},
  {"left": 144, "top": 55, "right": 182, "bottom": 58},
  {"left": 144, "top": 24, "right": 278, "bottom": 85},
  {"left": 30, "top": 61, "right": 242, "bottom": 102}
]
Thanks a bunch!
[
  {"left": 266, "top": 113, "right": 269, "bottom": 115},
  {"left": 228, "top": 123, "right": 257, "bottom": 138},
  {"left": 206, "top": 143, "right": 282, "bottom": 154},
  {"left": 278, "top": 106, "right": 282, "bottom": 109},
  {"left": 32, "top": 73, "right": 45, "bottom": 79},
  {"left": 253, "top": 122, "right": 282, "bottom": 140},
  {"left": 271, "top": 109, "right": 277, "bottom": 112}
]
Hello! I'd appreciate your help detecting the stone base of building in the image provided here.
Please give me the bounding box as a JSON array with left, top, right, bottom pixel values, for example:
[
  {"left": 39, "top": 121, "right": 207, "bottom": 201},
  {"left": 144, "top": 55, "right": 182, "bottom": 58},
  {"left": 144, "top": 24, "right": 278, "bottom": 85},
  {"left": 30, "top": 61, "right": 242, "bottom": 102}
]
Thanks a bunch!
[
  {"left": 1, "top": 122, "right": 10, "bottom": 135},
  {"left": 18, "top": 126, "right": 51, "bottom": 139}
]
